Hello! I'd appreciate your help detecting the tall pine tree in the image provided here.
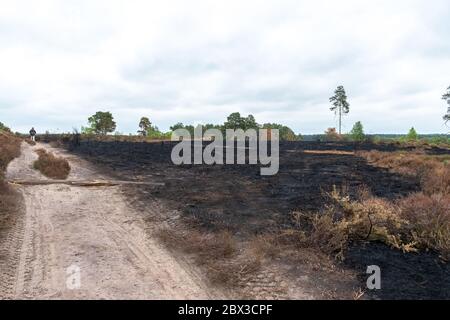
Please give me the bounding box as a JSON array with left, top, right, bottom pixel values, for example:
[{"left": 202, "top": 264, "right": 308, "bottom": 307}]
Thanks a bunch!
[
  {"left": 329, "top": 86, "right": 350, "bottom": 134},
  {"left": 443, "top": 86, "right": 450, "bottom": 124}
]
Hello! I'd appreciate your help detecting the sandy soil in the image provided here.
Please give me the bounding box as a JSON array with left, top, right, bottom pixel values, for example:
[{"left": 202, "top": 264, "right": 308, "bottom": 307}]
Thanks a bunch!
[{"left": 2, "top": 142, "right": 224, "bottom": 299}]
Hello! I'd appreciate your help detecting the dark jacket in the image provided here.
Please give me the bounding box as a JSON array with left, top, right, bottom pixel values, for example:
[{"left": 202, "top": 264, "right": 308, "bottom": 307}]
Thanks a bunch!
[{"left": 29, "top": 129, "right": 36, "bottom": 136}]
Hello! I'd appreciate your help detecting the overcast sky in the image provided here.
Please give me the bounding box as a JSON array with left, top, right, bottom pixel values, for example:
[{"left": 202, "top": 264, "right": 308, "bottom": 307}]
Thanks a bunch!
[{"left": 1, "top": 0, "right": 449, "bottom": 134}]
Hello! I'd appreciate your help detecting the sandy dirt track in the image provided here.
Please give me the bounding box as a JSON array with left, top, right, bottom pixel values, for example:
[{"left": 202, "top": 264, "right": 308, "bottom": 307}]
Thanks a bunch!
[{"left": 2, "top": 142, "right": 224, "bottom": 299}]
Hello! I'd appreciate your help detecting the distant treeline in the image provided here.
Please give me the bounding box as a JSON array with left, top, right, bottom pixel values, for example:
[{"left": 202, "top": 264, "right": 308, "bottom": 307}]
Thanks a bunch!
[
  {"left": 3, "top": 107, "right": 449, "bottom": 146},
  {"left": 80, "top": 111, "right": 304, "bottom": 142},
  {"left": 302, "top": 133, "right": 449, "bottom": 143}
]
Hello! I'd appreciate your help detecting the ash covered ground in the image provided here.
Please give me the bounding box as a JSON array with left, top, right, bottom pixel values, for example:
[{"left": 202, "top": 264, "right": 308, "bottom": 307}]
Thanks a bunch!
[{"left": 65, "top": 140, "right": 450, "bottom": 299}]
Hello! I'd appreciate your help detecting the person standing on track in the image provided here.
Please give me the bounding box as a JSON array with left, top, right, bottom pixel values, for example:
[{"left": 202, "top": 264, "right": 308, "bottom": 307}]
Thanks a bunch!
[{"left": 29, "top": 127, "right": 37, "bottom": 141}]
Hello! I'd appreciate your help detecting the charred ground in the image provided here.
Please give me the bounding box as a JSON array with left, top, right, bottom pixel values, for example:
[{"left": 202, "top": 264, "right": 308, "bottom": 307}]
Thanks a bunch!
[{"left": 64, "top": 139, "right": 449, "bottom": 299}]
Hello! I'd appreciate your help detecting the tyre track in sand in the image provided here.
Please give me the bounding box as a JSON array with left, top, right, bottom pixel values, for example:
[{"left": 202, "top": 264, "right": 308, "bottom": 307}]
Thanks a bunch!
[
  {"left": 2, "top": 142, "right": 224, "bottom": 299},
  {"left": 0, "top": 192, "right": 25, "bottom": 299}
]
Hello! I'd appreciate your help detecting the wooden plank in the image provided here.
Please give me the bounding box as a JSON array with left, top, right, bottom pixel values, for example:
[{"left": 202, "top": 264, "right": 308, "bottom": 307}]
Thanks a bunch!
[{"left": 7, "top": 179, "right": 165, "bottom": 187}]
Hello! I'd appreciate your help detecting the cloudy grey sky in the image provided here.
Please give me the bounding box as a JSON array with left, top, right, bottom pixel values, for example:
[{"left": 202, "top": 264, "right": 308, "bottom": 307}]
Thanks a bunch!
[{"left": 1, "top": 0, "right": 449, "bottom": 134}]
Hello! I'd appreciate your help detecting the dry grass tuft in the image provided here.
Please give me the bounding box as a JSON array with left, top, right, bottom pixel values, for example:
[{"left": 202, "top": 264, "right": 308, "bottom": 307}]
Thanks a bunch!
[
  {"left": 247, "top": 234, "right": 280, "bottom": 260},
  {"left": 287, "top": 187, "right": 410, "bottom": 260},
  {"left": 0, "top": 132, "right": 22, "bottom": 246},
  {"left": 0, "top": 180, "right": 22, "bottom": 230},
  {"left": 283, "top": 185, "right": 450, "bottom": 261},
  {"left": 156, "top": 228, "right": 236, "bottom": 258},
  {"left": 33, "top": 149, "right": 71, "bottom": 179},
  {"left": 156, "top": 227, "right": 265, "bottom": 286},
  {"left": 353, "top": 150, "right": 450, "bottom": 259},
  {"left": 398, "top": 193, "right": 450, "bottom": 259},
  {"left": 359, "top": 150, "right": 450, "bottom": 195},
  {"left": 0, "top": 132, "right": 21, "bottom": 173}
]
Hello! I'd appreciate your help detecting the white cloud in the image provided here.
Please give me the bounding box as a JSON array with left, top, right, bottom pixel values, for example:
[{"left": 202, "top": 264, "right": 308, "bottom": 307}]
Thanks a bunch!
[{"left": 0, "top": 0, "right": 449, "bottom": 134}]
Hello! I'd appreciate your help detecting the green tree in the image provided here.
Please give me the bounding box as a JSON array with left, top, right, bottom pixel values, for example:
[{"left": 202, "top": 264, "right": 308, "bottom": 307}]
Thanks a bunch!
[
  {"left": 223, "top": 112, "right": 259, "bottom": 131},
  {"left": 184, "top": 125, "right": 195, "bottom": 136},
  {"left": 81, "top": 126, "right": 94, "bottom": 135},
  {"left": 406, "top": 127, "right": 418, "bottom": 141},
  {"left": 244, "top": 115, "right": 259, "bottom": 130},
  {"left": 203, "top": 123, "right": 223, "bottom": 135},
  {"left": 170, "top": 123, "right": 185, "bottom": 131},
  {"left": 0, "top": 122, "right": 11, "bottom": 133},
  {"left": 170, "top": 123, "right": 195, "bottom": 136},
  {"left": 224, "top": 112, "right": 244, "bottom": 130},
  {"left": 262, "top": 123, "right": 300, "bottom": 141},
  {"left": 350, "top": 121, "right": 365, "bottom": 141},
  {"left": 138, "top": 117, "right": 152, "bottom": 136},
  {"left": 443, "top": 86, "right": 450, "bottom": 124},
  {"left": 329, "top": 86, "right": 350, "bottom": 134},
  {"left": 146, "top": 125, "right": 162, "bottom": 138},
  {"left": 87, "top": 111, "right": 116, "bottom": 135}
]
